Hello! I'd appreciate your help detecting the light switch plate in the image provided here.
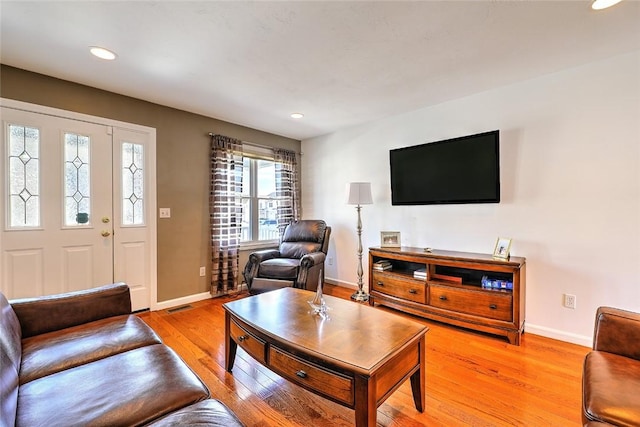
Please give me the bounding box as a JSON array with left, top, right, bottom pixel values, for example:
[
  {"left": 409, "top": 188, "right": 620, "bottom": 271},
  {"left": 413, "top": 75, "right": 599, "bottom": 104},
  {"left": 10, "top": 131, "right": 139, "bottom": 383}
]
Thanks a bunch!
[{"left": 159, "top": 208, "right": 171, "bottom": 218}]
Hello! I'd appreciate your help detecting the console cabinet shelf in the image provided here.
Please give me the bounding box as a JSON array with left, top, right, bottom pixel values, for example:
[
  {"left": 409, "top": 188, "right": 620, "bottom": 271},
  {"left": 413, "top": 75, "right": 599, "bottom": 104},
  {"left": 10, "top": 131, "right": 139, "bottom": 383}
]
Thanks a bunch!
[{"left": 368, "top": 247, "right": 526, "bottom": 345}]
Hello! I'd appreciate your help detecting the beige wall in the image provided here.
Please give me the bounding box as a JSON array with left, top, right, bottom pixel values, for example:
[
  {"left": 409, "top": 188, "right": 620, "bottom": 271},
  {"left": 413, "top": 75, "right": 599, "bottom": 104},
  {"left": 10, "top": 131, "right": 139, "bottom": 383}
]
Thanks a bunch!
[{"left": 0, "top": 65, "right": 299, "bottom": 302}]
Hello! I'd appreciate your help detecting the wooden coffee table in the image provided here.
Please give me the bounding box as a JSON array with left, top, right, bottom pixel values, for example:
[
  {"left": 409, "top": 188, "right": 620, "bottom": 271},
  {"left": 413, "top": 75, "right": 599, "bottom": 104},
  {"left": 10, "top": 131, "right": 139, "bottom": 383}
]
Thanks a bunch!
[{"left": 223, "top": 287, "right": 428, "bottom": 427}]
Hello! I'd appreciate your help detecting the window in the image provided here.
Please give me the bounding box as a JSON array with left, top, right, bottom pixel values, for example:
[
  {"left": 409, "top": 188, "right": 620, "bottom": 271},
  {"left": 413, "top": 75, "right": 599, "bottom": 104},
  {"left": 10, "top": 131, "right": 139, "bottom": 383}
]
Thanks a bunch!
[
  {"left": 240, "top": 157, "right": 279, "bottom": 244},
  {"left": 121, "top": 142, "right": 144, "bottom": 225},
  {"left": 7, "top": 124, "right": 40, "bottom": 228},
  {"left": 64, "top": 132, "right": 91, "bottom": 226}
]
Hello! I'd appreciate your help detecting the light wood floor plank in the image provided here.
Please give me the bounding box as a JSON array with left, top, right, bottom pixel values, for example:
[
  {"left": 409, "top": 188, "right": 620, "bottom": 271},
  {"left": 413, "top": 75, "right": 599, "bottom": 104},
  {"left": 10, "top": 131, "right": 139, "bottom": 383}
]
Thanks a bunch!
[{"left": 138, "top": 284, "right": 589, "bottom": 426}]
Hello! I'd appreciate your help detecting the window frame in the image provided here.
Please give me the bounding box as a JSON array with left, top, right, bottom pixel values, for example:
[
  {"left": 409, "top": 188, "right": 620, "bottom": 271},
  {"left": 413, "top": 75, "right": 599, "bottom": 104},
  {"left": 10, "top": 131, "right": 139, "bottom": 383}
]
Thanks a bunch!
[{"left": 240, "top": 154, "right": 280, "bottom": 249}]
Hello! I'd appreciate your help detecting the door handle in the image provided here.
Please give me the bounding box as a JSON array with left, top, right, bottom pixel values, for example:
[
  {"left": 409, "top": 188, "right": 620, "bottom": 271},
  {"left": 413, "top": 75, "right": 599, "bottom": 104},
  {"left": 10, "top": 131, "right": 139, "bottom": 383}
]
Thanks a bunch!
[{"left": 101, "top": 230, "right": 111, "bottom": 237}]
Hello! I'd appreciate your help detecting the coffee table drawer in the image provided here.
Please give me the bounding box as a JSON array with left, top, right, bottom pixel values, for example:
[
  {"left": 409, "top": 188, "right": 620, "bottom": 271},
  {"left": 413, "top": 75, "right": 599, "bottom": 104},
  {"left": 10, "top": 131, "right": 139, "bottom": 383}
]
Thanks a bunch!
[
  {"left": 230, "top": 319, "right": 266, "bottom": 364},
  {"left": 269, "top": 347, "right": 353, "bottom": 406}
]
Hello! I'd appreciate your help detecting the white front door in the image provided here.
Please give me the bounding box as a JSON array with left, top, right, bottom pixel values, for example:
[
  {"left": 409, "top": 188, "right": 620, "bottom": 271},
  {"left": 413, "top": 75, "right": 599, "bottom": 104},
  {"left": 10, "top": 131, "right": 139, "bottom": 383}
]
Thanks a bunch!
[
  {"left": 1, "top": 102, "right": 156, "bottom": 311},
  {"left": 112, "top": 127, "right": 153, "bottom": 310}
]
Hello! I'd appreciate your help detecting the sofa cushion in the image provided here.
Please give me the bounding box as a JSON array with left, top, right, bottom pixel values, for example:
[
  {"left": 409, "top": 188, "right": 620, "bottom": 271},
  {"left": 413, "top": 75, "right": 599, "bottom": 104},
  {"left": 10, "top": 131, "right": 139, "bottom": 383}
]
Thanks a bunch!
[
  {"left": 16, "top": 344, "right": 210, "bottom": 427},
  {"left": 147, "top": 399, "right": 245, "bottom": 426},
  {"left": 259, "top": 258, "right": 300, "bottom": 279},
  {"left": 279, "top": 220, "right": 326, "bottom": 259},
  {"left": 19, "top": 314, "right": 161, "bottom": 384},
  {"left": 0, "top": 292, "right": 21, "bottom": 426},
  {"left": 583, "top": 351, "right": 640, "bottom": 426}
]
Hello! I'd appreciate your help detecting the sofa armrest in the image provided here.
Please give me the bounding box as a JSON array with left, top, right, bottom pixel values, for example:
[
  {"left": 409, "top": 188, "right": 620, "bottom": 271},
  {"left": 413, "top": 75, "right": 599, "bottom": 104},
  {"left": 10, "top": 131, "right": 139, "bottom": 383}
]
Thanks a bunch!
[
  {"left": 10, "top": 283, "right": 131, "bottom": 338},
  {"left": 592, "top": 306, "right": 640, "bottom": 360},
  {"left": 243, "top": 249, "right": 281, "bottom": 288},
  {"left": 248, "top": 249, "right": 280, "bottom": 264},
  {"left": 295, "top": 252, "right": 326, "bottom": 290},
  {"left": 299, "top": 251, "right": 326, "bottom": 269}
]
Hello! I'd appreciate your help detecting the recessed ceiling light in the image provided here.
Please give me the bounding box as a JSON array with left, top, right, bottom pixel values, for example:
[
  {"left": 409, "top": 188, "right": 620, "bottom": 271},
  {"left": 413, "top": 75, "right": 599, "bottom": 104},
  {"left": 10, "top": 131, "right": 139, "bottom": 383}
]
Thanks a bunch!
[
  {"left": 90, "top": 46, "right": 117, "bottom": 60},
  {"left": 290, "top": 113, "right": 304, "bottom": 119},
  {"left": 592, "top": 0, "right": 623, "bottom": 10}
]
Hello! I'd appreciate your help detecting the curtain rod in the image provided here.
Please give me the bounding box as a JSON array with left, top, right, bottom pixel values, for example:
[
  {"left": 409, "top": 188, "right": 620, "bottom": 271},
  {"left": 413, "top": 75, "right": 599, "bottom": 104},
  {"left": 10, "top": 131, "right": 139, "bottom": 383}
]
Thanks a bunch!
[{"left": 208, "top": 133, "right": 301, "bottom": 155}]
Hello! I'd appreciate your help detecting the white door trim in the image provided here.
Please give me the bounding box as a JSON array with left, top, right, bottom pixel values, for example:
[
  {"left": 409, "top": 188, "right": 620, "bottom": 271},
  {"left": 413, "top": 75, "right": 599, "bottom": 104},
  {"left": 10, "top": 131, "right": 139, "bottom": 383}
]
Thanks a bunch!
[{"left": 0, "top": 98, "right": 158, "bottom": 310}]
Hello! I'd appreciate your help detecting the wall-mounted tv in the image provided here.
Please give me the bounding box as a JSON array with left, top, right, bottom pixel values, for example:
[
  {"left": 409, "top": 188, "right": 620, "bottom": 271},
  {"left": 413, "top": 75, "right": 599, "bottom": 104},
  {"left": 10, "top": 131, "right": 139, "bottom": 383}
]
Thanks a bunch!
[{"left": 390, "top": 130, "right": 500, "bottom": 205}]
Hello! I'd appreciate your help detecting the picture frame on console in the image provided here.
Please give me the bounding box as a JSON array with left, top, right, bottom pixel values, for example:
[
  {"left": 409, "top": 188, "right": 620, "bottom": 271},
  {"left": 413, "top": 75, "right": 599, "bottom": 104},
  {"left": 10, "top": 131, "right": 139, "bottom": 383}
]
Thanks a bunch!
[
  {"left": 381, "top": 231, "right": 401, "bottom": 247},
  {"left": 493, "top": 237, "right": 512, "bottom": 259}
]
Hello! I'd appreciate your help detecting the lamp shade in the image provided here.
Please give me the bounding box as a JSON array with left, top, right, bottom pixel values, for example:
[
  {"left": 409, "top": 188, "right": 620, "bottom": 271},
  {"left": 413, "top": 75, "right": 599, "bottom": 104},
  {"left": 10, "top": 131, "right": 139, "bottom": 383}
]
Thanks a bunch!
[
  {"left": 347, "top": 182, "right": 373, "bottom": 205},
  {"left": 592, "top": 0, "right": 623, "bottom": 9}
]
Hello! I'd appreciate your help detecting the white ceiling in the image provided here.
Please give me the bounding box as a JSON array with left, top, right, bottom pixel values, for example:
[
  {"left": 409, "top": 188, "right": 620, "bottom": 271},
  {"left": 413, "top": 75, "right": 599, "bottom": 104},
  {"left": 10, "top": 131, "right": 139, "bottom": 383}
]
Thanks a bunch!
[{"left": 1, "top": 1, "right": 639, "bottom": 140}]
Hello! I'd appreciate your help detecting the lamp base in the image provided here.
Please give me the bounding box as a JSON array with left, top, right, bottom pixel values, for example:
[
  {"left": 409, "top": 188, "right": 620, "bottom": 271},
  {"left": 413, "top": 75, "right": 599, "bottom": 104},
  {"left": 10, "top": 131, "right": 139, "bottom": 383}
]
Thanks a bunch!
[{"left": 351, "top": 289, "right": 369, "bottom": 302}]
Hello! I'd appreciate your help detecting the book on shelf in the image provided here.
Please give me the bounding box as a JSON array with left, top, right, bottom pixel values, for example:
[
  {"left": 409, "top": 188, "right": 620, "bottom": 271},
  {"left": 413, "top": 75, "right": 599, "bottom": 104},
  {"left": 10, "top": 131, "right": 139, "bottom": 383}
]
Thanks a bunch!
[
  {"left": 413, "top": 268, "right": 427, "bottom": 279},
  {"left": 373, "top": 260, "right": 392, "bottom": 271}
]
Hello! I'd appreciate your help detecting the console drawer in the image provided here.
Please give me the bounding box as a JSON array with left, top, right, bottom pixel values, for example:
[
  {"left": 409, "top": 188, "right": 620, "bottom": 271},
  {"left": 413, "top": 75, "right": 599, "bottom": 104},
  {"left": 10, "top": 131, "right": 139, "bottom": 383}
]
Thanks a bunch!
[
  {"left": 268, "top": 347, "right": 353, "bottom": 406},
  {"left": 429, "top": 284, "right": 512, "bottom": 321},
  {"left": 372, "top": 272, "right": 425, "bottom": 303},
  {"left": 230, "top": 320, "right": 266, "bottom": 364}
]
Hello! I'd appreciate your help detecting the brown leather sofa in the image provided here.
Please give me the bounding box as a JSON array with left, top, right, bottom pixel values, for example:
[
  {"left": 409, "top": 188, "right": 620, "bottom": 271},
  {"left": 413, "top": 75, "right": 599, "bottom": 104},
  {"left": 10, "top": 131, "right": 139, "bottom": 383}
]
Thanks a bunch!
[
  {"left": 243, "top": 219, "right": 331, "bottom": 294},
  {"left": 582, "top": 306, "right": 640, "bottom": 426},
  {"left": 0, "top": 283, "right": 244, "bottom": 426}
]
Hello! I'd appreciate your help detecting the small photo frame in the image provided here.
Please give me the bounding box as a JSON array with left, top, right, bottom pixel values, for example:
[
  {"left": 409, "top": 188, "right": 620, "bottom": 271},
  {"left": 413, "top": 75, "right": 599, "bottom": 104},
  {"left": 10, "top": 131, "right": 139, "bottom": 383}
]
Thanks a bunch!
[
  {"left": 381, "top": 231, "right": 401, "bottom": 247},
  {"left": 493, "top": 237, "right": 512, "bottom": 259}
]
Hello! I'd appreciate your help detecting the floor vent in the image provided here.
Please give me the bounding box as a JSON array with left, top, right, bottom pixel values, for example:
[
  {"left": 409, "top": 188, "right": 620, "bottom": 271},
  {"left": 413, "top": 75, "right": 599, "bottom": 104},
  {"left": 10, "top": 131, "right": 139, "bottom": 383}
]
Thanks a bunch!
[{"left": 167, "top": 304, "right": 193, "bottom": 314}]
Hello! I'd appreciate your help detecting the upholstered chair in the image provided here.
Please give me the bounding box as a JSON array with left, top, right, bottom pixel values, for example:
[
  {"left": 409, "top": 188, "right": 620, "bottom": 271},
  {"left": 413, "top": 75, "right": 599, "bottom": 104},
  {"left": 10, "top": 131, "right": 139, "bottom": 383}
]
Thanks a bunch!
[
  {"left": 242, "top": 220, "right": 331, "bottom": 295},
  {"left": 582, "top": 306, "right": 640, "bottom": 425}
]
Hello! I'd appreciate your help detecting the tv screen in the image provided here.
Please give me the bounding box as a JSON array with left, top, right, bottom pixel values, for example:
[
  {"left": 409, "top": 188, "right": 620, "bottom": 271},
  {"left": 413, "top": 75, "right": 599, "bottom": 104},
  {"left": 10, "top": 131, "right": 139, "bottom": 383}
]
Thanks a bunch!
[{"left": 390, "top": 130, "right": 500, "bottom": 205}]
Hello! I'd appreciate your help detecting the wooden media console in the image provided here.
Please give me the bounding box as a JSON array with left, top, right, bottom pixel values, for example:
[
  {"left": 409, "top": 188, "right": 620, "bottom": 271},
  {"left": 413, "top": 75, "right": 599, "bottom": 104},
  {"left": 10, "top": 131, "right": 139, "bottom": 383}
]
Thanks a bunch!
[{"left": 369, "top": 247, "right": 526, "bottom": 345}]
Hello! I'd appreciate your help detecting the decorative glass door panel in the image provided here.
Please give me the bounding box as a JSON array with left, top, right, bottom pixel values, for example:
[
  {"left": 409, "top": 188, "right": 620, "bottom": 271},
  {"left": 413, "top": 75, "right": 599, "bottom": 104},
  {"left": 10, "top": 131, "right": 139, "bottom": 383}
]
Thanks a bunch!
[
  {"left": 64, "top": 132, "right": 91, "bottom": 226},
  {"left": 121, "top": 142, "right": 144, "bottom": 226},
  {"left": 7, "top": 124, "right": 40, "bottom": 228}
]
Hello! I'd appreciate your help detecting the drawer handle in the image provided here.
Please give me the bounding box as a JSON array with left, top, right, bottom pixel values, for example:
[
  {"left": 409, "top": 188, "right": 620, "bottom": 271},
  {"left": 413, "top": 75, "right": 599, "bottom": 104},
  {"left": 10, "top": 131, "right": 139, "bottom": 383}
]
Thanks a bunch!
[
  {"left": 439, "top": 295, "right": 447, "bottom": 301},
  {"left": 409, "top": 289, "right": 417, "bottom": 294},
  {"left": 237, "top": 335, "right": 248, "bottom": 342},
  {"left": 489, "top": 304, "right": 498, "bottom": 310},
  {"left": 377, "top": 281, "right": 384, "bottom": 286},
  {"left": 296, "top": 370, "right": 307, "bottom": 378}
]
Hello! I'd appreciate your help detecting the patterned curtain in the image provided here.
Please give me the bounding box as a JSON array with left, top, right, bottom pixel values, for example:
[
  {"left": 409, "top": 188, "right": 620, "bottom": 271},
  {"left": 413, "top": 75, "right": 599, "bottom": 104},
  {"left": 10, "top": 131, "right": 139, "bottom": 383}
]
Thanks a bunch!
[
  {"left": 209, "top": 134, "right": 243, "bottom": 294},
  {"left": 274, "top": 148, "right": 300, "bottom": 238}
]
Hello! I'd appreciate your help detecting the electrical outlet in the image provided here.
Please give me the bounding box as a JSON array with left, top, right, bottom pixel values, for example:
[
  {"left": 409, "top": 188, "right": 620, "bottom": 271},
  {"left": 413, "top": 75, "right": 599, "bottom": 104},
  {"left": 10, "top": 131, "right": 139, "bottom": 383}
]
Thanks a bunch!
[
  {"left": 328, "top": 257, "right": 333, "bottom": 266},
  {"left": 199, "top": 266, "right": 206, "bottom": 277},
  {"left": 563, "top": 293, "right": 576, "bottom": 309}
]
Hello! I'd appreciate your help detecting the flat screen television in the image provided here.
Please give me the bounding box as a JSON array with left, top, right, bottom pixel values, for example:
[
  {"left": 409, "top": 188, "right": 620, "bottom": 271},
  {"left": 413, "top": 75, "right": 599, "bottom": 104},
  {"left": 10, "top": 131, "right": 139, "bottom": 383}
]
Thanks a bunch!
[{"left": 390, "top": 130, "right": 500, "bottom": 205}]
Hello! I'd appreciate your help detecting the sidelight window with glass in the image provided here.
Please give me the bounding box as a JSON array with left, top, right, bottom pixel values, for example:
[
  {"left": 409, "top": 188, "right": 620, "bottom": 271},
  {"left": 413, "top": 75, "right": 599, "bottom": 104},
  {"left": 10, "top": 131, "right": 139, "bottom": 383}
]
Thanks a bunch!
[{"left": 7, "top": 124, "right": 40, "bottom": 228}]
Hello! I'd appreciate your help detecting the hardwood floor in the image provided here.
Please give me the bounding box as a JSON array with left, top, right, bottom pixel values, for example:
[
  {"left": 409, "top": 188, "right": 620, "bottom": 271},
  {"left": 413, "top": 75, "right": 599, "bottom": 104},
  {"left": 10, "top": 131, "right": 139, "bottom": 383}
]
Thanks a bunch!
[{"left": 138, "top": 284, "right": 589, "bottom": 426}]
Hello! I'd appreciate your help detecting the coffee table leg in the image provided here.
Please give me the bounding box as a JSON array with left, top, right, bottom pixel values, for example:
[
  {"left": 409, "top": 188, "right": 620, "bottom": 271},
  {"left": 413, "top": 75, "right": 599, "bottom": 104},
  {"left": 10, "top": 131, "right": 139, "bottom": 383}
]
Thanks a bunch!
[
  {"left": 225, "top": 312, "right": 238, "bottom": 372},
  {"left": 354, "top": 375, "right": 377, "bottom": 427},
  {"left": 410, "top": 335, "right": 426, "bottom": 412}
]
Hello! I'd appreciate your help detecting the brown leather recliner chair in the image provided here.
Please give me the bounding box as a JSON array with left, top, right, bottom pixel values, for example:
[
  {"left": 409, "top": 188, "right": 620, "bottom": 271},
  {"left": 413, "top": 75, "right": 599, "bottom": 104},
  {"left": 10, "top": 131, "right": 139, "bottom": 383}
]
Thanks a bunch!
[
  {"left": 243, "top": 220, "right": 331, "bottom": 295},
  {"left": 582, "top": 306, "right": 640, "bottom": 426}
]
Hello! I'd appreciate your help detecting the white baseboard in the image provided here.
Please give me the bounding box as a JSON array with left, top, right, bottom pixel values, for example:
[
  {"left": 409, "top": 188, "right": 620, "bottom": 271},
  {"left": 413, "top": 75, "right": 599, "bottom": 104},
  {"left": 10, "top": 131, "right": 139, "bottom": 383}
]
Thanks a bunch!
[
  {"left": 154, "top": 292, "right": 212, "bottom": 311},
  {"left": 325, "top": 277, "right": 357, "bottom": 290},
  {"left": 153, "top": 284, "right": 248, "bottom": 311},
  {"left": 524, "top": 323, "right": 592, "bottom": 348}
]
